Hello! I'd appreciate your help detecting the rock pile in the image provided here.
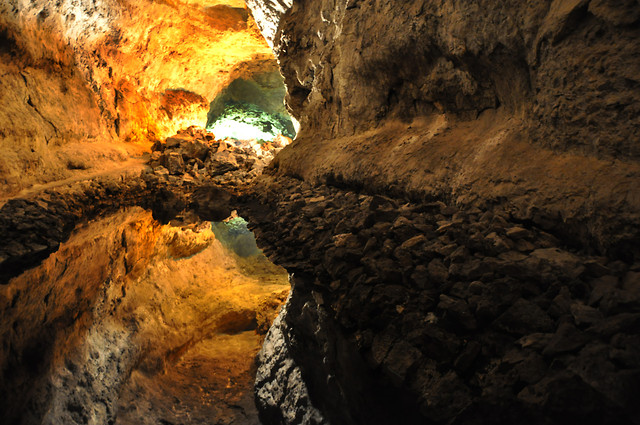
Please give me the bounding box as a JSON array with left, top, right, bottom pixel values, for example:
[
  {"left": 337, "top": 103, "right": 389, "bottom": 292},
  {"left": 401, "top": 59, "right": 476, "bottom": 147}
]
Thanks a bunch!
[
  {"left": 243, "top": 175, "right": 640, "bottom": 425},
  {"left": 148, "top": 126, "right": 287, "bottom": 187},
  {"left": 0, "top": 126, "right": 288, "bottom": 283}
]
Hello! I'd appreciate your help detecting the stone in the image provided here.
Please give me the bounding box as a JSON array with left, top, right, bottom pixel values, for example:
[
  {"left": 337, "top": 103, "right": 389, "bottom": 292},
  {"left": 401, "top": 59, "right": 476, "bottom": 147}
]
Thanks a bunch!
[
  {"left": 622, "top": 271, "right": 640, "bottom": 293},
  {"left": 383, "top": 340, "right": 422, "bottom": 385},
  {"left": 506, "top": 226, "right": 530, "bottom": 240},
  {"left": 588, "top": 275, "right": 619, "bottom": 306},
  {"left": 453, "top": 341, "right": 481, "bottom": 373},
  {"left": 153, "top": 165, "right": 169, "bottom": 176},
  {"left": 301, "top": 203, "right": 325, "bottom": 218},
  {"left": 485, "top": 232, "right": 511, "bottom": 253},
  {"left": 495, "top": 298, "right": 555, "bottom": 335},
  {"left": 371, "top": 327, "right": 398, "bottom": 367},
  {"left": 530, "top": 248, "right": 585, "bottom": 279},
  {"left": 401, "top": 234, "right": 427, "bottom": 250},
  {"left": 570, "top": 302, "right": 603, "bottom": 327},
  {"left": 583, "top": 259, "right": 611, "bottom": 278},
  {"left": 165, "top": 136, "right": 189, "bottom": 148},
  {"left": 437, "top": 294, "right": 477, "bottom": 330},
  {"left": 207, "top": 151, "right": 239, "bottom": 176},
  {"left": 427, "top": 259, "right": 449, "bottom": 284},
  {"left": 164, "top": 152, "right": 185, "bottom": 175},
  {"left": 587, "top": 313, "right": 640, "bottom": 337},
  {"left": 548, "top": 286, "right": 572, "bottom": 318},
  {"left": 468, "top": 281, "right": 484, "bottom": 295},
  {"left": 543, "top": 322, "right": 589, "bottom": 356},
  {"left": 517, "top": 333, "right": 554, "bottom": 351}
]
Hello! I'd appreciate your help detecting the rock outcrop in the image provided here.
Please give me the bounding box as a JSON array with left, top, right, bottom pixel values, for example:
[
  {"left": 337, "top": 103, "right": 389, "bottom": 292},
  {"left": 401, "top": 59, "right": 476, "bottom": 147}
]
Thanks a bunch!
[
  {"left": 244, "top": 175, "right": 640, "bottom": 425},
  {"left": 0, "top": 0, "right": 273, "bottom": 198},
  {"left": 240, "top": 1, "right": 640, "bottom": 424},
  {"left": 247, "top": 0, "right": 640, "bottom": 257}
]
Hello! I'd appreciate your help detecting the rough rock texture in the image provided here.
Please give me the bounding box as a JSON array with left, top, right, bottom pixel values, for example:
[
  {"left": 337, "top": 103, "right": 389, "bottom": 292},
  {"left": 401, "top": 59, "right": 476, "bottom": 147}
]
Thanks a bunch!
[
  {"left": 244, "top": 0, "right": 293, "bottom": 48},
  {"left": 0, "top": 0, "right": 273, "bottom": 197},
  {"left": 255, "top": 292, "right": 327, "bottom": 425},
  {"left": 239, "top": 4, "right": 640, "bottom": 419},
  {"left": 239, "top": 0, "right": 640, "bottom": 424},
  {"left": 2, "top": 1, "right": 640, "bottom": 424},
  {"left": 0, "top": 207, "right": 289, "bottom": 425},
  {"left": 0, "top": 124, "right": 288, "bottom": 284},
  {"left": 243, "top": 175, "right": 640, "bottom": 425},
  {"left": 246, "top": 0, "right": 640, "bottom": 257}
]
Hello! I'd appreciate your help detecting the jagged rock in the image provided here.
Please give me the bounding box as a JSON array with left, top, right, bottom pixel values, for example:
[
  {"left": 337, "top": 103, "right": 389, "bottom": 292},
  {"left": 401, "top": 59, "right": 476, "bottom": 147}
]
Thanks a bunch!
[
  {"left": 530, "top": 248, "right": 585, "bottom": 279},
  {"left": 543, "top": 323, "right": 589, "bottom": 356},
  {"left": 164, "top": 152, "right": 185, "bottom": 175},
  {"left": 207, "top": 151, "right": 239, "bottom": 175},
  {"left": 570, "top": 302, "right": 604, "bottom": 327},
  {"left": 255, "top": 294, "right": 328, "bottom": 425},
  {"left": 495, "top": 298, "right": 555, "bottom": 335},
  {"left": 437, "top": 294, "right": 476, "bottom": 330},
  {"left": 383, "top": 340, "right": 422, "bottom": 385},
  {"left": 506, "top": 226, "right": 530, "bottom": 240}
]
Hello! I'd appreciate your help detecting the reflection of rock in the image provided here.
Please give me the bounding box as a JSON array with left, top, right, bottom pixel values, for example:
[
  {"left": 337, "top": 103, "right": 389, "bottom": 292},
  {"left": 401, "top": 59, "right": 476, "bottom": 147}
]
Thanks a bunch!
[
  {"left": 255, "top": 292, "right": 328, "bottom": 425},
  {"left": 163, "top": 225, "right": 216, "bottom": 259},
  {"left": 0, "top": 208, "right": 290, "bottom": 425}
]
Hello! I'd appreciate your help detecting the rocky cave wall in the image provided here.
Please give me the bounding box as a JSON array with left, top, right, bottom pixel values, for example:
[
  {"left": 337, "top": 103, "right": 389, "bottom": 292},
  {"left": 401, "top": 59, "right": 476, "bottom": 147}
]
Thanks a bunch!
[
  {"left": 241, "top": 0, "right": 640, "bottom": 424},
  {"left": 0, "top": 0, "right": 274, "bottom": 198},
  {"left": 247, "top": 0, "right": 640, "bottom": 257},
  {"left": 0, "top": 0, "right": 639, "bottom": 424}
]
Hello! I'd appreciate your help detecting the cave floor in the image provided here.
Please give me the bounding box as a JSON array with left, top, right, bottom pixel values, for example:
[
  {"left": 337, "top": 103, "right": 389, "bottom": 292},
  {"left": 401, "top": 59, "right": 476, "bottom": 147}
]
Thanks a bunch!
[{"left": 0, "top": 156, "right": 148, "bottom": 209}]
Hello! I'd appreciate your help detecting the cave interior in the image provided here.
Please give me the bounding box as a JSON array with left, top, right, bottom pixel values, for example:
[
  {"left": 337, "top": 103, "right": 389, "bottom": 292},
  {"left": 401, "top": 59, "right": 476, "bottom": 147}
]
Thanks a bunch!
[{"left": 0, "top": 0, "right": 639, "bottom": 425}]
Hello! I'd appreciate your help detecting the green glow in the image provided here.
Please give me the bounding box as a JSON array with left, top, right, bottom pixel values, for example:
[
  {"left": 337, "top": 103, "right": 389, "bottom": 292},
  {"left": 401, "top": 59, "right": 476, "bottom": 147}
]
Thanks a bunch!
[
  {"left": 211, "top": 217, "right": 262, "bottom": 257},
  {"left": 206, "top": 102, "right": 295, "bottom": 142}
]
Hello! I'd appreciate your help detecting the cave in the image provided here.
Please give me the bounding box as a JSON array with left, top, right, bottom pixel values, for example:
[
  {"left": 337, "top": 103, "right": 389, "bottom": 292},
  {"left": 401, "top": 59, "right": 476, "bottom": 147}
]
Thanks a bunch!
[
  {"left": 1, "top": 1, "right": 640, "bottom": 425},
  {"left": 206, "top": 71, "right": 297, "bottom": 142}
]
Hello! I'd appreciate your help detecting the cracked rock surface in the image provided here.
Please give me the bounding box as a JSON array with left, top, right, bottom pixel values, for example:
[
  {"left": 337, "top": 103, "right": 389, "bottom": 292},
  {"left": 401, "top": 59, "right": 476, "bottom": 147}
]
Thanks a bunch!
[{"left": 243, "top": 174, "right": 640, "bottom": 425}]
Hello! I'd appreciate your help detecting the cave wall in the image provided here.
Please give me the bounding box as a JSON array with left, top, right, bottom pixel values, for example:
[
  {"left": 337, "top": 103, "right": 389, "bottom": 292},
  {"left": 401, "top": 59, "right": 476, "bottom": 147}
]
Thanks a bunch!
[
  {"left": 247, "top": 0, "right": 640, "bottom": 256},
  {"left": 241, "top": 0, "right": 640, "bottom": 424},
  {"left": 0, "top": 0, "right": 274, "bottom": 198},
  {"left": 268, "top": 0, "right": 640, "bottom": 157},
  {"left": 0, "top": 206, "right": 289, "bottom": 424}
]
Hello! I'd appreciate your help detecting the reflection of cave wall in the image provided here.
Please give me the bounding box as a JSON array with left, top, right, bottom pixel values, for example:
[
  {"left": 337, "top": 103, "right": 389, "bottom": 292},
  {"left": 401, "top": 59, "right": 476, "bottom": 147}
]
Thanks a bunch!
[
  {"left": 206, "top": 70, "right": 296, "bottom": 138},
  {"left": 0, "top": 207, "right": 289, "bottom": 425}
]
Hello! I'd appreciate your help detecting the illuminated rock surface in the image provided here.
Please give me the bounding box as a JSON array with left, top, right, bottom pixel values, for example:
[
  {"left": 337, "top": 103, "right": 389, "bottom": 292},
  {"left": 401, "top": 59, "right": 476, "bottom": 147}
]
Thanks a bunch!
[
  {"left": 0, "top": 0, "right": 272, "bottom": 198},
  {"left": 0, "top": 208, "right": 289, "bottom": 425},
  {"left": 1, "top": 0, "right": 640, "bottom": 425}
]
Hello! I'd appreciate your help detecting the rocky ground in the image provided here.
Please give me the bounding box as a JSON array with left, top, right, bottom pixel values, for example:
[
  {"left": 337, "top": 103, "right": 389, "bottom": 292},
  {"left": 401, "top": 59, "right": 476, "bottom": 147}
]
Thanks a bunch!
[
  {"left": 241, "top": 173, "right": 640, "bottom": 425},
  {"left": 0, "top": 126, "right": 289, "bottom": 284},
  {"left": 2, "top": 124, "right": 639, "bottom": 424}
]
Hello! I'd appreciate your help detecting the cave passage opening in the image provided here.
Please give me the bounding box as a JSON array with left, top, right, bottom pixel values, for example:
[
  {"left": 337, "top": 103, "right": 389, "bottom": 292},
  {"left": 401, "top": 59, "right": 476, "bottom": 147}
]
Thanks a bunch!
[{"left": 205, "top": 70, "right": 297, "bottom": 145}]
